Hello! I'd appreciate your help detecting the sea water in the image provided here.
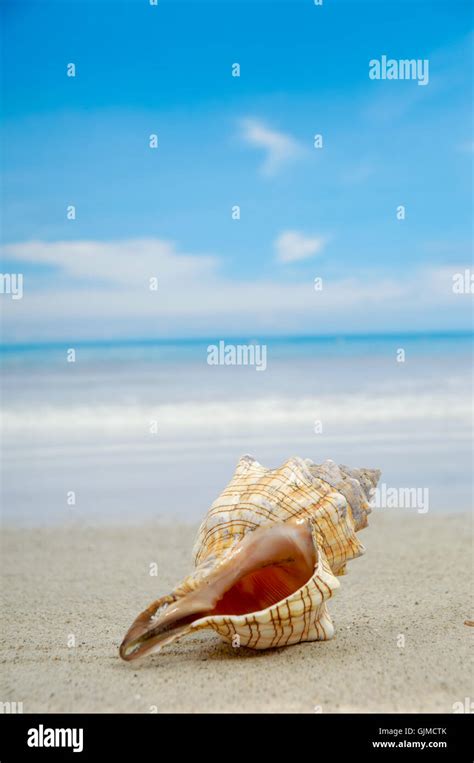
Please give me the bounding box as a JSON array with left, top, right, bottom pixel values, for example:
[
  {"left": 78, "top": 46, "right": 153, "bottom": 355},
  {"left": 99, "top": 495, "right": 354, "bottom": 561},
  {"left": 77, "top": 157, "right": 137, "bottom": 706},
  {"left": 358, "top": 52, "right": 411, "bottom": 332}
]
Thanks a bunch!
[{"left": 0, "top": 332, "right": 472, "bottom": 524}]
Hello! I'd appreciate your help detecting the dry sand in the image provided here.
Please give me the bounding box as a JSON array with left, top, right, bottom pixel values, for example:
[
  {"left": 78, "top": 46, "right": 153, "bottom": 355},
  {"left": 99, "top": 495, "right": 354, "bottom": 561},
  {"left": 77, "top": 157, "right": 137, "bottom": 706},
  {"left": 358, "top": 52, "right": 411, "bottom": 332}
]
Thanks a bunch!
[{"left": 1, "top": 514, "right": 472, "bottom": 713}]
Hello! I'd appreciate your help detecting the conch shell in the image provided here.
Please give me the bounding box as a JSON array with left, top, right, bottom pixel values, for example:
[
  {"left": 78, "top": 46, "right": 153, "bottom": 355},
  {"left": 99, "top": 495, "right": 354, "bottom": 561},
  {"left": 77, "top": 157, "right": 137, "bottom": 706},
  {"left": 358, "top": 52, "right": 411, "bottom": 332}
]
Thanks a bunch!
[{"left": 120, "top": 455, "right": 380, "bottom": 660}]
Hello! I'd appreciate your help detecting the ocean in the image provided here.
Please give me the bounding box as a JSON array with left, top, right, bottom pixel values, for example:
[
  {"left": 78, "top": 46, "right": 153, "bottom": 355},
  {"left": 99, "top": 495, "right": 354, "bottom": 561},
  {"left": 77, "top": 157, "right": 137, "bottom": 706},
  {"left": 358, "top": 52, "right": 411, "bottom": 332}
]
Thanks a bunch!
[{"left": 1, "top": 332, "right": 472, "bottom": 524}]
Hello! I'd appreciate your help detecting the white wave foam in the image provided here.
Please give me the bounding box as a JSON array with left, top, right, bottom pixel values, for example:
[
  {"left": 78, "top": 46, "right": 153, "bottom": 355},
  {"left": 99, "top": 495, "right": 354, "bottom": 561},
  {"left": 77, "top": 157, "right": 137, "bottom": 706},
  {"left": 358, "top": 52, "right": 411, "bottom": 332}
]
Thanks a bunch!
[{"left": 1, "top": 392, "right": 470, "bottom": 436}]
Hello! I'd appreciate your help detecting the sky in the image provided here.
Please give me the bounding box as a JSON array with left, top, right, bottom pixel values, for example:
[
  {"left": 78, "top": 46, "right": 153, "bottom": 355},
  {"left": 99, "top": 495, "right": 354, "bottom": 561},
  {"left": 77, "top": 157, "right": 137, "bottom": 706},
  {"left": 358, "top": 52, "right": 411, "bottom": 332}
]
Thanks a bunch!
[{"left": 1, "top": 0, "right": 473, "bottom": 342}]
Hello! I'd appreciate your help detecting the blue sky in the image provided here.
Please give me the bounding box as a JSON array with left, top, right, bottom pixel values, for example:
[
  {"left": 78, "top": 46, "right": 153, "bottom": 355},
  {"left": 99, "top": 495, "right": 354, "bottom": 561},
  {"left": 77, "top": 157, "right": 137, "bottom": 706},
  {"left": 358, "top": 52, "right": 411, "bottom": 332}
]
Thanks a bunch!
[{"left": 1, "top": 0, "right": 472, "bottom": 341}]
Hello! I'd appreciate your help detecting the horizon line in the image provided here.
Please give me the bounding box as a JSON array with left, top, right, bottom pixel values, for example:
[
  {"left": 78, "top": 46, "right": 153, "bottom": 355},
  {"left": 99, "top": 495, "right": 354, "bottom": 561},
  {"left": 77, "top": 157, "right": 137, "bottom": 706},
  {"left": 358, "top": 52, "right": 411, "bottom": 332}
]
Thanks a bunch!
[{"left": 1, "top": 328, "right": 473, "bottom": 352}]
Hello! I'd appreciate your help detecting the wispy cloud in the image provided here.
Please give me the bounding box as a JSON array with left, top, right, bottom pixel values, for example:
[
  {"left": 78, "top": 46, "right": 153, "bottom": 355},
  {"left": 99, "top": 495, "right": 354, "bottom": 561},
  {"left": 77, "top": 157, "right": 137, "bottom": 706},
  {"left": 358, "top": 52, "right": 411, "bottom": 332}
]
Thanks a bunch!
[
  {"left": 275, "top": 231, "right": 329, "bottom": 264},
  {"left": 2, "top": 239, "right": 471, "bottom": 342},
  {"left": 1, "top": 239, "right": 217, "bottom": 287},
  {"left": 239, "top": 118, "right": 302, "bottom": 176}
]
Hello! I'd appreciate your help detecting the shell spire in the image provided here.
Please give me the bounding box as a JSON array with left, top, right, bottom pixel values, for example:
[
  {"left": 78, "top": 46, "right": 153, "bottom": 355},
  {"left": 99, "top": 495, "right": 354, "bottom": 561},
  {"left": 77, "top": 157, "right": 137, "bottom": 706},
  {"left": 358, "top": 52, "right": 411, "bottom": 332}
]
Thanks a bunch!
[{"left": 120, "top": 455, "right": 381, "bottom": 660}]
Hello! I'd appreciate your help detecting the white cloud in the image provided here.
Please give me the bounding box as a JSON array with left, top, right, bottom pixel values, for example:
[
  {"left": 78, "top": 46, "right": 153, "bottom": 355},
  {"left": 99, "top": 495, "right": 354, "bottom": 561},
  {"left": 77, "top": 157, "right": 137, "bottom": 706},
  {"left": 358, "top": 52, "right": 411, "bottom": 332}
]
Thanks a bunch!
[
  {"left": 275, "top": 230, "right": 329, "bottom": 263},
  {"left": 2, "top": 239, "right": 217, "bottom": 286},
  {"left": 1, "top": 239, "right": 471, "bottom": 341},
  {"left": 239, "top": 118, "right": 302, "bottom": 176}
]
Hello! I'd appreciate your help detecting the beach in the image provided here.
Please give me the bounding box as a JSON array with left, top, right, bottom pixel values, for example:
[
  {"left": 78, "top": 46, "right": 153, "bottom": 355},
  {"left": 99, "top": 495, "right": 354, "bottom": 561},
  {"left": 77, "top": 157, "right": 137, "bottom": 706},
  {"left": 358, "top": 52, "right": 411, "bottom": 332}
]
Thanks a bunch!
[
  {"left": 1, "top": 513, "right": 472, "bottom": 714},
  {"left": 1, "top": 335, "right": 472, "bottom": 713}
]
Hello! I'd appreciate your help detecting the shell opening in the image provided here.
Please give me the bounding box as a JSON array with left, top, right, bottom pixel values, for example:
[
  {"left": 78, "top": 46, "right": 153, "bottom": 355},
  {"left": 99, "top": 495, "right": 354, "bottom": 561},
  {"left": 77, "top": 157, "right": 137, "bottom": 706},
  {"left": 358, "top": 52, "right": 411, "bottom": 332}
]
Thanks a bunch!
[{"left": 120, "top": 520, "right": 316, "bottom": 660}]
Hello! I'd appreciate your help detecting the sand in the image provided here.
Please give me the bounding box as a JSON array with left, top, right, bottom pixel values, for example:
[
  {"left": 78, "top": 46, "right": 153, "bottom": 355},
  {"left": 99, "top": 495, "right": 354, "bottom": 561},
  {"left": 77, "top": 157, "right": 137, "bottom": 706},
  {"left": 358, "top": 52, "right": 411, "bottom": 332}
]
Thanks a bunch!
[{"left": 1, "top": 514, "right": 472, "bottom": 714}]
